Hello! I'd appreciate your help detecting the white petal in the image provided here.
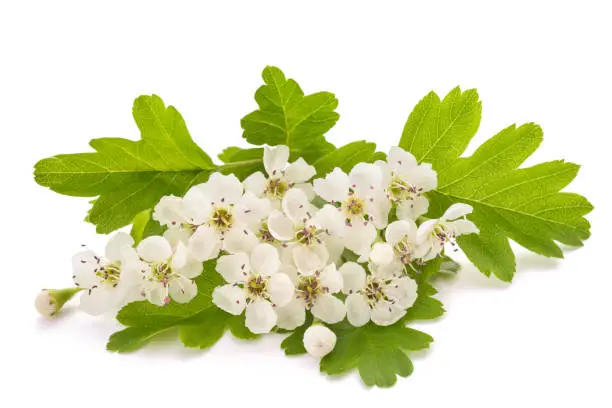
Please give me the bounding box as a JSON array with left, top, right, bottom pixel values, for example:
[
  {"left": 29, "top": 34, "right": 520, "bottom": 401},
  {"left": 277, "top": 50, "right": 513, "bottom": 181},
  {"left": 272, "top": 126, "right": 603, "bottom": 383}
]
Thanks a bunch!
[
  {"left": 410, "top": 163, "right": 437, "bottom": 192},
  {"left": 370, "top": 301, "right": 406, "bottom": 326},
  {"left": 386, "top": 277, "right": 418, "bottom": 309},
  {"left": 313, "top": 168, "right": 349, "bottom": 203},
  {"left": 442, "top": 203, "right": 473, "bottom": 221},
  {"left": 245, "top": 299, "right": 277, "bottom": 334},
  {"left": 416, "top": 219, "right": 438, "bottom": 245},
  {"left": 72, "top": 250, "right": 100, "bottom": 288},
  {"left": 369, "top": 243, "right": 395, "bottom": 266},
  {"left": 182, "top": 186, "right": 212, "bottom": 225},
  {"left": 170, "top": 241, "right": 188, "bottom": 269},
  {"left": 285, "top": 158, "right": 316, "bottom": 183},
  {"left": 163, "top": 228, "right": 191, "bottom": 247},
  {"left": 142, "top": 280, "right": 168, "bottom": 306},
  {"left": 281, "top": 188, "right": 311, "bottom": 224},
  {"left": 449, "top": 219, "right": 480, "bottom": 236},
  {"left": 264, "top": 145, "right": 290, "bottom": 176},
  {"left": 370, "top": 259, "right": 404, "bottom": 279},
  {"left": 216, "top": 253, "right": 250, "bottom": 283},
  {"left": 188, "top": 225, "right": 221, "bottom": 261},
  {"left": 319, "top": 263, "right": 343, "bottom": 294},
  {"left": 293, "top": 245, "right": 329, "bottom": 275},
  {"left": 250, "top": 243, "right": 280, "bottom": 275},
  {"left": 311, "top": 294, "right": 346, "bottom": 324},
  {"left": 235, "top": 192, "right": 272, "bottom": 229},
  {"left": 174, "top": 256, "right": 203, "bottom": 279},
  {"left": 267, "top": 273, "right": 295, "bottom": 307},
  {"left": 388, "top": 146, "right": 418, "bottom": 174},
  {"left": 345, "top": 293, "right": 371, "bottom": 327},
  {"left": 303, "top": 325, "right": 337, "bottom": 358},
  {"left": 343, "top": 221, "right": 377, "bottom": 256},
  {"left": 339, "top": 262, "right": 366, "bottom": 294},
  {"left": 385, "top": 219, "right": 417, "bottom": 245},
  {"left": 223, "top": 226, "right": 259, "bottom": 254},
  {"left": 312, "top": 205, "right": 345, "bottom": 237},
  {"left": 323, "top": 236, "right": 345, "bottom": 264},
  {"left": 294, "top": 182, "right": 315, "bottom": 201},
  {"left": 275, "top": 297, "right": 306, "bottom": 330},
  {"left": 376, "top": 160, "right": 392, "bottom": 189},
  {"left": 212, "top": 284, "right": 246, "bottom": 315},
  {"left": 79, "top": 287, "right": 118, "bottom": 315},
  {"left": 278, "top": 264, "right": 298, "bottom": 285},
  {"left": 201, "top": 173, "right": 243, "bottom": 205},
  {"left": 137, "top": 236, "right": 172, "bottom": 262},
  {"left": 243, "top": 171, "right": 267, "bottom": 197},
  {"left": 267, "top": 210, "right": 295, "bottom": 241},
  {"left": 349, "top": 162, "right": 383, "bottom": 192},
  {"left": 397, "top": 195, "right": 429, "bottom": 220},
  {"left": 152, "top": 195, "right": 186, "bottom": 227},
  {"left": 105, "top": 232, "right": 135, "bottom": 263},
  {"left": 364, "top": 189, "right": 391, "bottom": 229},
  {"left": 168, "top": 275, "right": 198, "bottom": 303}
]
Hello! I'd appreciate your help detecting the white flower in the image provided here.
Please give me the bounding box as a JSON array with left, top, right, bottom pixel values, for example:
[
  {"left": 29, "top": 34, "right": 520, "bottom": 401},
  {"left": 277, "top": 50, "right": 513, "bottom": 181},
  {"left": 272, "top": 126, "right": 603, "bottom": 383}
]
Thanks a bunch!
[
  {"left": 212, "top": 243, "right": 295, "bottom": 334},
  {"left": 303, "top": 325, "right": 337, "bottom": 358},
  {"left": 417, "top": 203, "right": 479, "bottom": 261},
  {"left": 72, "top": 232, "right": 142, "bottom": 315},
  {"left": 313, "top": 165, "right": 391, "bottom": 259},
  {"left": 275, "top": 264, "right": 346, "bottom": 328},
  {"left": 136, "top": 235, "right": 202, "bottom": 306},
  {"left": 340, "top": 261, "right": 418, "bottom": 326},
  {"left": 369, "top": 219, "right": 423, "bottom": 267},
  {"left": 267, "top": 188, "right": 345, "bottom": 274},
  {"left": 243, "top": 145, "right": 316, "bottom": 202},
  {"left": 377, "top": 146, "right": 437, "bottom": 220},
  {"left": 34, "top": 290, "right": 57, "bottom": 318}
]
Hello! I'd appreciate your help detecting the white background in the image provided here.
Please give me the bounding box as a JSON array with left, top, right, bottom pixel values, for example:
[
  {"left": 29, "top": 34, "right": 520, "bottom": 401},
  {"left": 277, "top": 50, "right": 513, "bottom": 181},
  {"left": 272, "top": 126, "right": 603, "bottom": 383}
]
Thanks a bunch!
[{"left": 1, "top": 1, "right": 611, "bottom": 407}]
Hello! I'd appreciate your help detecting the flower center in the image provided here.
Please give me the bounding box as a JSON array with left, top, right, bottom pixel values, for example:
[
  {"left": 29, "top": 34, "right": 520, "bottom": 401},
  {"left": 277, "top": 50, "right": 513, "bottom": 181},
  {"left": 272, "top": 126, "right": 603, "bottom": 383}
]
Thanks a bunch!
[
  {"left": 257, "top": 222, "right": 276, "bottom": 243},
  {"left": 296, "top": 274, "right": 328, "bottom": 308},
  {"left": 264, "top": 177, "right": 290, "bottom": 199},
  {"left": 210, "top": 206, "right": 234, "bottom": 232},
  {"left": 363, "top": 276, "right": 395, "bottom": 306},
  {"left": 95, "top": 262, "right": 122, "bottom": 287},
  {"left": 148, "top": 262, "right": 173, "bottom": 284},
  {"left": 394, "top": 237, "right": 417, "bottom": 264},
  {"left": 246, "top": 274, "right": 269, "bottom": 300},
  {"left": 387, "top": 176, "right": 422, "bottom": 203},
  {"left": 295, "top": 225, "right": 321, "bottom": 247},
  {"left": 433, "top": 223, "right": 455, "bottom": 247},
  {"left": 342, "top": 195, "right": 365, "bottom": 218}
]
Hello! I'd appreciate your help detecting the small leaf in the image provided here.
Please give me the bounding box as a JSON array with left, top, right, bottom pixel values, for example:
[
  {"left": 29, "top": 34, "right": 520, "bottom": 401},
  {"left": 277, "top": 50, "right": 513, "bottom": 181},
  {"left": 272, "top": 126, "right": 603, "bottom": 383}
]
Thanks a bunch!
[
  {"left": 313, "top": 141, "right": 381, "bottom": 176},
  {"left": 280, "top": 314, "right": 313, "bottom": 356},
  {"left": 129, "top": 209, "right": 164, "bottom": 244}
]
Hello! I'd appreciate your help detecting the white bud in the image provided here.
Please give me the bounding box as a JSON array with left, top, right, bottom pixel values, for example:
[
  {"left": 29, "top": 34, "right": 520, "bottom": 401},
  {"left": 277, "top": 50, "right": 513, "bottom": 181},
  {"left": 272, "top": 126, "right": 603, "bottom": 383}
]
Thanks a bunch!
[
  {"left": 35, "top": 290, "right": 57, "bottom": 318},
  {"left": 303, "top": 325, "right": 337, "bottom": 358}
]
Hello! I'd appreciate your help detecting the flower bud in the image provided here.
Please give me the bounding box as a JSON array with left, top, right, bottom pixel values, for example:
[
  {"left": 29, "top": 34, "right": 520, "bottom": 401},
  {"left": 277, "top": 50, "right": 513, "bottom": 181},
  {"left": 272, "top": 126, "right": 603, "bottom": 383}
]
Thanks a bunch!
[
  {"left": 35, "top": 287, "right": 81, "bottom": 318},
  {"left": 303, "top": 324, "right": 337, "bottom": 358}
]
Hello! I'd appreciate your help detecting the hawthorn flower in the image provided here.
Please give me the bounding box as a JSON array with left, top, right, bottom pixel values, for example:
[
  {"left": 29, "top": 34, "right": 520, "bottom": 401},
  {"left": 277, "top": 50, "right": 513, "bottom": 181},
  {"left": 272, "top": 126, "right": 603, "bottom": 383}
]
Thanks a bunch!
[
  {"left": 275, "top": 264, "right": 346, "bottom": 328},
  {"left": 303, "top": 325, "right": 337, "bottom": 358},
  {"left": 212, "top": 243, "right": 295, "bottom": 333},
  {"left": 313, "top": 164, "right": 391, "bottom": 258},
  {"left": 267, "top": 188, "right": 345, "bottom": 274},
  {"left": 34, "top": 287, "right": 81, "bottom": 318},
  {"left": 243, "top": 145, "right": 316, "bottom": 202},
  {"left": 417, "top": 203, "right": 479, "bottom": 261},
  {"left": 377, "top": 146, "right": 437, "bottom": 220},
  {"left": 72, "top": 232, "right": 142, "bottom": 315},
  {"left": 369, "top": 219, "right": 423, "bottom": 267},
  {"left": 340, "top": 261, "right": 418, "bottom": 326},
  {"left": 136, "top": 235, "right": 202, "bottom": 306}
]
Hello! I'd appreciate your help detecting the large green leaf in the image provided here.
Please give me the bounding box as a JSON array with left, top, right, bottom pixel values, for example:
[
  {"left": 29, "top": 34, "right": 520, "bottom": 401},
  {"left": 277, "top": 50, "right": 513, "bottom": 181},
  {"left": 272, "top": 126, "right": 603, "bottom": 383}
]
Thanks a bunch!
[
  {"left": 34, "top": 95, "right": 216, "bottom": 233},
  {"left": 400, "top": 90, "right": 593, "bottom": 281},
  {"left": 313, "top": 140, "right": 386, "bottom": 176},
  {"left": 241, "top": 66, "right": 338, "bottom": 163}
]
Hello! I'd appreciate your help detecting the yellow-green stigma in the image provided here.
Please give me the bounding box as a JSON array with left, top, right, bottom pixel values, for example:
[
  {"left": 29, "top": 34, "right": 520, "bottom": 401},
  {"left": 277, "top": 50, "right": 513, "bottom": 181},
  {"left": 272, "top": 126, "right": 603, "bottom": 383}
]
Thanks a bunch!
[
  {"left": 210, "top": 206, "right": 234, "bottom": 232},
  {"left": 343, "top": 195, "right": 366, "bottom": 218},
  {"left": 387, "top": 176, "right": 422, "bottom": 203},
  {"left": 257, "top": 222, "right": 276, "bottom": 243},
  {"left": 95, "top": 262, "right": 121, "bottom": 287},
  {"left": 296, "top": 275, "right": 327, "bottom": 308},
  {"left": 295, "top": 225, "right": 321, "bottom": 247},
  {"left": 264, "top": 177, "right": 291, "bottom": 199}
]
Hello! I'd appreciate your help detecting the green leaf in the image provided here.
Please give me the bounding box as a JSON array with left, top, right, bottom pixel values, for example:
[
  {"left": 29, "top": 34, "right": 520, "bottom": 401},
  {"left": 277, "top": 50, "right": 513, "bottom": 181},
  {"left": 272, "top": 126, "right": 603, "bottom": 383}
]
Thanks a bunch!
[
  {"left": 34, "top": 95, "right": 216, "bottom": 234},
  {"left": 217, "top": 146, "right": 265, "bottom": 180},
  {"left": 280, "top": 313, "right": 313, "bottom": 356},
  {"left": 313, "top": 141, "right": 382, "bottom": 176},
  {"left": 107, "top": 262, "right": 256, "bottom": 352},
  {"left": 403, "top": 281, "right": 445, "bottom": 322},
  {"left": 401, "top": 90, "right": 593, "bottom": 281},
  {"left": 129, "top": 209, "right": 164, "bottom": 244},
  {"left": 320, "top": 322, "right": 433, "bottom": 387},
  {"left": 241, "top": 66, "right": 338, "bottom": 163}
]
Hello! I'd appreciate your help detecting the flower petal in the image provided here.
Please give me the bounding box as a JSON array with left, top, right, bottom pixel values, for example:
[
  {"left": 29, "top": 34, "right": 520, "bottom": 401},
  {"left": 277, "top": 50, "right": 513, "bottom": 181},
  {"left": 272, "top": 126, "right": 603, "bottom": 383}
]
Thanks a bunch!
[
  {"left": 388, "top": 146, "right": 418, "bottom": 175},
  {"left": 142, "top": 280, "right": 168, "bottom": 306},
  {"left": 294, "top": 182, "right": 315, "bottom": 201},
  {"left": 169, "top": 275, "right": 198, "bottom": 303},
  {"left": 267, "top": 273, "right": 295, "bottom": 307},
  {"left": 442, "top": 203, "right": 473, "bottom": 221},
  {"left": 275, "top": 297, "right": 306, "bottom": 330},
  {"left": 385, "top": 219, "right": 417, "bottom": 245},
  {"left": 285, "top": 158, "right": 316, "bottom": 183},
  {"left": 182, "top": 186, "right": 212, "bottom": 225},
  {"left": 201, "top": 172, "right": 244, "bottom": 205},
  {"left": 370, "top": 301, "right": 406, "bottom": 326},
  {"left": 369, "top": 243, "right": 395, "bottom": 266},
  {"left": 386, "top": 277, "right": 418, "bottom": 309},
  {"left": 397, "top": 195, "right": 429, "bottom": 220},
  {"left": 105, "top": 232, "right": 135, "bottom": 263},
  {"left": 339, "top": 262, "right": 366, "bottom": 294},
  {"left": 79, "top": 287, "right": 118, "bottom": 315},
  {"left": 250, "top": 243, "right": 280, "bottom": 276},
  {"left": 449, "top": 219, "right": 480, "bottom": 236},
  {"left": 188, "top": 225, "right": 221, "bottom": 261},
  {"left": 364, "top": 190, "right": 391, "bottom": 229},
  {"left": 174, "top": 256, "right": 203, "bottom": 279},
  {"left": 319, "top": 264, "right": 343, "bottom": 294},
  {"left": 235, "top": 192, "right": 272, "bottom": 229},
  {"left": 312, "top": 204, "right": 345, "bottom": 237},
  {"left": 311, "top": 293, "right": 346, "bottom": 324},
  {"left": 264, "top": 145, "right": 290, "bottom": 176},
  {"left": 163, "top": 228, "right": 191, "bottom": 247},
  {"left": 152, "top": 195, "right": 186, "bottom": 227},
  {"left": 293, "top": 245, "right": 329, "bottom": 275},
  {"left": 349, "top": 162, "right": 382, "bottom": 192},
  {"left": 343, "top": 221, "right": 377, "bottom": 256},
  {"left": 243, "top": 171, "right": 267, "bottom": 197},
  {"left": 72, "top": 250, "right": 100, "bottom": 288},
  {"left": 313, "top": 168, "right": 349, "bottom": 203},
  {"left": 245, "top": 299, "right": 277, "bottom": 334},
  {"left": 223, "top": 226, "right": 259, "bottom": 254},
  {"left": 137, "top": 236, "right": 172, "bottom": 263},
  {"left": 345, "top": 293, "right": 371, "bottom": 327},
  {"left": 416, "top": 219, "right": 437, "bottom": 245},
  {"left": 282, "top": 188, "right": 312, "bottom": 224},
  {"left": 212, "top": 284, "right": 246, "bottom": 315},
  {"left": 410, "top": 163, "right": 437, "bottom": 191},
  {"left": 216, "top": 253, "right": 250, "bottom": 283},
  {"left": 268, "top": 210, "right": 295, "bottom": 241}
]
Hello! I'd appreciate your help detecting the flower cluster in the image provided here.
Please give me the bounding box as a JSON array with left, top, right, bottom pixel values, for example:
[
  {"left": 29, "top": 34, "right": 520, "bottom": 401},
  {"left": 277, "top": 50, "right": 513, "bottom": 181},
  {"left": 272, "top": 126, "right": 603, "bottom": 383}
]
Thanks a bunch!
[{"left": 59, "top": 145, "right": 478, "bottom": 356}]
